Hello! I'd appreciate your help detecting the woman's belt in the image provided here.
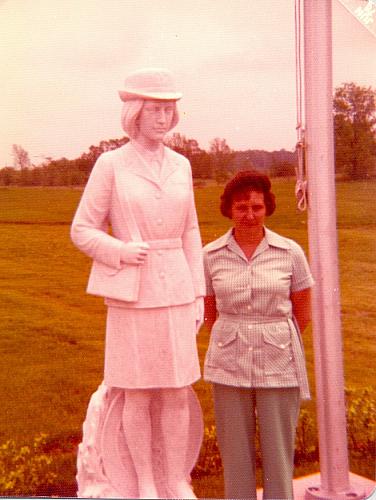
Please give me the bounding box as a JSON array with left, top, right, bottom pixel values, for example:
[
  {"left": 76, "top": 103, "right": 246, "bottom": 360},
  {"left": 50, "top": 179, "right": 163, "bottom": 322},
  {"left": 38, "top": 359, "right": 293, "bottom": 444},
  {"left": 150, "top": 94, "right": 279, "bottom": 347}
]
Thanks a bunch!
[{"left": 218, "top": 312, "right": 290, "bottom": 324}]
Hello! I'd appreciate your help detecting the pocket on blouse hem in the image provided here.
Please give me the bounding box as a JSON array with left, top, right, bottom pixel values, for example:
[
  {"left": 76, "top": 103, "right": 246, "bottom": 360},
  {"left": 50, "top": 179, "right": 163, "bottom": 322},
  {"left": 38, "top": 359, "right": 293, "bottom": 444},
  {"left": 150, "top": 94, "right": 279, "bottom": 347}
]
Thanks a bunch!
[
  {"left": 263, "top": 324, "right": 294, "bottom": 375},
  {"left": 205, "top": 322, "right": 239, "bottom": 372}
]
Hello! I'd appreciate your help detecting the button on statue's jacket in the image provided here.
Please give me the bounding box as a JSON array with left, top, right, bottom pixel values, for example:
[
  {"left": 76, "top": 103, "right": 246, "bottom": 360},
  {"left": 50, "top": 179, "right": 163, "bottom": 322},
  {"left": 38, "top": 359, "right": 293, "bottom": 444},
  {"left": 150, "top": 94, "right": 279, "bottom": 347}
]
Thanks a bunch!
[{"left": 70, "top": 142, "right": 205, "bottom": 308}]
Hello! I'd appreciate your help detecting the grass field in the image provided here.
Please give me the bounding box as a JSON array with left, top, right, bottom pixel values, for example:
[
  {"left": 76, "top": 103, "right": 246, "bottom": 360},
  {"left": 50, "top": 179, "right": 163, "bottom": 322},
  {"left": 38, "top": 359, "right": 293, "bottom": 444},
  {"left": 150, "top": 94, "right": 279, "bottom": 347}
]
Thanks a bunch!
[{"left": 0, "top": 180, "right": 375, "bottom": 496}]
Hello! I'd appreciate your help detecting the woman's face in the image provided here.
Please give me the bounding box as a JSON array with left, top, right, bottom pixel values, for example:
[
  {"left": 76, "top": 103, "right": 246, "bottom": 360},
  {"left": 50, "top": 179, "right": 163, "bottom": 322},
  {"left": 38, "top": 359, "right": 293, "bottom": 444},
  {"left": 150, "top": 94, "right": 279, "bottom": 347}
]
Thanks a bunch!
[
  {"left": 231, "top": 189, "right": 266, "bottom": 231},
  {"left": 137, "top": 100, "right": 175, "bottom": 144}
]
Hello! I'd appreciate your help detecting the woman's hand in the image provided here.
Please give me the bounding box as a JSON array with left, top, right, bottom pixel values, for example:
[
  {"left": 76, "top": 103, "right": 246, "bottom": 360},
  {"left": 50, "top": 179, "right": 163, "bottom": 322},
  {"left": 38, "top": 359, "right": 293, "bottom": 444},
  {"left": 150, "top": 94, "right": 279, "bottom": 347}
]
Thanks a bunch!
[
  {"left": 195, "top": 297, "right": 204, "bottom": 334},
  {"left": 120, "top": 241, "right": 150, "bottom": 265}
]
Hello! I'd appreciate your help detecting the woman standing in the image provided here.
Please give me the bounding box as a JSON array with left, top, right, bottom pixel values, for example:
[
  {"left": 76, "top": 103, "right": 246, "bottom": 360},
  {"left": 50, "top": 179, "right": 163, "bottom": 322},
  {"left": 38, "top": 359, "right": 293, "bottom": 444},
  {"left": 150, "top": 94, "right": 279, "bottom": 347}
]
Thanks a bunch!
[
  {"left": 203, "top": 171, "right": 314, "bottom": 499},
  {"left": 71, "top": 68, "right": 205, "bottom": 499}
]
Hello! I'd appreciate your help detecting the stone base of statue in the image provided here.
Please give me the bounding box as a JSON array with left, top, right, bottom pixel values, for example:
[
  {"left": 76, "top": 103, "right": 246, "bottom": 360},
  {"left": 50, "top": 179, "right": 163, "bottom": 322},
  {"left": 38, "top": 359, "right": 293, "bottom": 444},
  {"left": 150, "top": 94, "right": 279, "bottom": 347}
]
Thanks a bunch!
[{"left": 76, "top": 382, "right": 203, "bottom": 498}]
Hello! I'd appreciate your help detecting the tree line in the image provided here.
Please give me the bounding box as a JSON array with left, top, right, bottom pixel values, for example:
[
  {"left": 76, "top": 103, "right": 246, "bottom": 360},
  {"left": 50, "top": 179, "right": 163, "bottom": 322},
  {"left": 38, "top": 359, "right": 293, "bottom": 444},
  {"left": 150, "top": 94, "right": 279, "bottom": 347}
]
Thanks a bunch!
[
  {"left": 1, "top": 82, "right": 375, "bottom": 187},
  {"left": 1, "top": 136, "right": 297, "bottom": 187}
]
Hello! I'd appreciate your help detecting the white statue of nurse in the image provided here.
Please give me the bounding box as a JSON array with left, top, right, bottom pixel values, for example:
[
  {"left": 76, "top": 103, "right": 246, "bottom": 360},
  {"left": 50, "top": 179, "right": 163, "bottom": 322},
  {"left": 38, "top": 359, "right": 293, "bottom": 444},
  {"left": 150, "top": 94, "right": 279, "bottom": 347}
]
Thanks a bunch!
[{"left": 71, "top": 68, "right": 205, "bottom": 499}]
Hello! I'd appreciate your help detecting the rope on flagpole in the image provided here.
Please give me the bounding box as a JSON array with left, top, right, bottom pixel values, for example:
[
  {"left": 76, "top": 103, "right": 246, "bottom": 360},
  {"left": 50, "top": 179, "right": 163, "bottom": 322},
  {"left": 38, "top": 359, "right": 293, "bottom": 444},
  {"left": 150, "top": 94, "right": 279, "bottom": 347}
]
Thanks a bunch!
[{"left": 295, "top": 0, "right": 307, "bottom": 211}]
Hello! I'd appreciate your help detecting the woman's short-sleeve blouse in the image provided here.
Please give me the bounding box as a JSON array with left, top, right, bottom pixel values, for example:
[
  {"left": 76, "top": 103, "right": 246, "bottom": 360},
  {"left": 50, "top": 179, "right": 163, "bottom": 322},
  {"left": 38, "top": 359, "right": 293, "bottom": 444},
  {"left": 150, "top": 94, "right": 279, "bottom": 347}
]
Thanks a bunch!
[
  {"left": 203, "top": 227, "right": 314, "bottom": 399},
  {"left": 204, "top": 227, "right": 313, "bottom": 319}
]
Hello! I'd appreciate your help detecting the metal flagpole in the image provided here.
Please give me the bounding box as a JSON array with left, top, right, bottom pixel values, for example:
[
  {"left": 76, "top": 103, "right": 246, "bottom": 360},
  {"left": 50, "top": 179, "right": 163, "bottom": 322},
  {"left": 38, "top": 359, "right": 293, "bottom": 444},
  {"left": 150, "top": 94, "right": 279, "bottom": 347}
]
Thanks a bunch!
[{"left": 303, "top": 1, "right": 366, "bottom": 498}]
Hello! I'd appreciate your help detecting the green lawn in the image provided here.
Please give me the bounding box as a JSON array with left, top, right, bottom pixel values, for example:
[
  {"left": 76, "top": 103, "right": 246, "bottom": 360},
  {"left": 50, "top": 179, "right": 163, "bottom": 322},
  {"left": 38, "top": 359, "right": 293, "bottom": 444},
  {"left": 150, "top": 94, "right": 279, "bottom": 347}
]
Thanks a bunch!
[{"left": 0, "top": 180, "right": 374, "bottom": 496}]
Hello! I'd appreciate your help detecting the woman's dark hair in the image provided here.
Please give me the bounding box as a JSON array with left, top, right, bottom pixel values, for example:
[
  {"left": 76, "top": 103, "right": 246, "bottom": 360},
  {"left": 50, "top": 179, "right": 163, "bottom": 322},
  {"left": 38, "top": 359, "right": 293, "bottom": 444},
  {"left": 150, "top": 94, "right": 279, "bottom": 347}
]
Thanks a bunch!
[{"left": 220, "top": 170, "right": 276, "bottom": 218}]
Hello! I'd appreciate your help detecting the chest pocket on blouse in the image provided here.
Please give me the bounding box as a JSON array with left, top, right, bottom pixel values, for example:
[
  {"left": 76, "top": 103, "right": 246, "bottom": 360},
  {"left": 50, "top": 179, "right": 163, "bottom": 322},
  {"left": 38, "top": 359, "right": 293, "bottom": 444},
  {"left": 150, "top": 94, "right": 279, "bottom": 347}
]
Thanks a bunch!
[
  {"left": 206, "top": 322, "right": 239, "bottom": 372},
  {"left": 263, "top": 323, "right": 294, "bottom": 375}
]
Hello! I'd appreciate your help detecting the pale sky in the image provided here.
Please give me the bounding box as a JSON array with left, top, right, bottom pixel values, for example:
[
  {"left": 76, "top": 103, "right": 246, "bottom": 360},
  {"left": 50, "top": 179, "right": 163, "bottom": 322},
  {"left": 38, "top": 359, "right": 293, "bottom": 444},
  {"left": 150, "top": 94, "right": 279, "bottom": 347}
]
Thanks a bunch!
[{"left": 0, "top": 0, "right": 375, "bottom": 167}]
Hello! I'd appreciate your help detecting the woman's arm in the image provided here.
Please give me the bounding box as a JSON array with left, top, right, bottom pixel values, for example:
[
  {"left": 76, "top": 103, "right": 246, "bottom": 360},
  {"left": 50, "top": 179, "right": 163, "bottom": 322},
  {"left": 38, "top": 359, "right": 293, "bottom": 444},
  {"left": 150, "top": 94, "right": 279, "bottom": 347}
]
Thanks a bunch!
[
  {"left": 204, "top": 295, "right": 217, "bottom": 331},
  {"left": 291, "top": 287, "right": 311, "bottom": 333}
]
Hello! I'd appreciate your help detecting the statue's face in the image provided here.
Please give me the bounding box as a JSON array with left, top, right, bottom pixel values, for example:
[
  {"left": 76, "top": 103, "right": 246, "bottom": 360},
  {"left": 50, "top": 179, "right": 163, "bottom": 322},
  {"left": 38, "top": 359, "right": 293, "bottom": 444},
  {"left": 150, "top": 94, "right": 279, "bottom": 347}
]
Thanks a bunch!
[{"left": 137, "top": 100, "right": 175, "bottom": 143}]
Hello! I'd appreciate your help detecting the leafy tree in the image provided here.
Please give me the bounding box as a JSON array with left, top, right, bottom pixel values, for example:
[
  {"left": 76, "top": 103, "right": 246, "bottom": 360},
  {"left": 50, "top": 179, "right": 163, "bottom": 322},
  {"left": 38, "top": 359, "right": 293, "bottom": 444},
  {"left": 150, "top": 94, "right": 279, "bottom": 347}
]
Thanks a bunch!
[
  {"left": 80, "top": 136, "right": 129, "bottom": 173},
  {"left": 334, "top": 82, "right": 376, "bottom": 179},
  {"left": 165, "top": 132, "right": 197, "bottom": 156},
  {"left": 209, "top": 137, "right": 236, "bottom": 183},
  {"left": 12, "top": 144, "right": 31, "bottom": 170},
  {"left": 0, "top": 167, "right": 19, "bottom": 186},
  {"left": 165, "top": 133, "right": 212, "bottom": 178}
]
